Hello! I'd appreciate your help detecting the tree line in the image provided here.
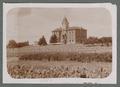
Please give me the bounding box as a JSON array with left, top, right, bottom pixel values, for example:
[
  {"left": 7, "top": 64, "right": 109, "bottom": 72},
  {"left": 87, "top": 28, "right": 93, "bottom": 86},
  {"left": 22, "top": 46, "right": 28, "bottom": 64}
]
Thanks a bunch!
[
  {"left": 7, "top": 34, "right": 112, "bottom": 48},
  {"left": 7, "top": 34, "right": 57, "bottom": 48},
  {"left": 7, "top": 40, "right": 29, "bottom": 48},
  {"left": 84, "top": 37, "right": 112, "bottom": 46}
]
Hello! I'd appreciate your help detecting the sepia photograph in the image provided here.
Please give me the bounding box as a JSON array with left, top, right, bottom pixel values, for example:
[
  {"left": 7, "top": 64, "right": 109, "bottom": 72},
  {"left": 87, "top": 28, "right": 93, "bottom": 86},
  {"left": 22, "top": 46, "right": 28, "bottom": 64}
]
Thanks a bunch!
[{"left": 3, "top": 3, "right": 117, "bottom": 84}]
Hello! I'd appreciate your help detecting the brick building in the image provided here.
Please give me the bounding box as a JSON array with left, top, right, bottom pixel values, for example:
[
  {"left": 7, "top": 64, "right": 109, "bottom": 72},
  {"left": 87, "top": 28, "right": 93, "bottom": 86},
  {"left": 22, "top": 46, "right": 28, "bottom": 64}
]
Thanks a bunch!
[{"left": 52, "top": 17, "right": 87, "bottom": 44}]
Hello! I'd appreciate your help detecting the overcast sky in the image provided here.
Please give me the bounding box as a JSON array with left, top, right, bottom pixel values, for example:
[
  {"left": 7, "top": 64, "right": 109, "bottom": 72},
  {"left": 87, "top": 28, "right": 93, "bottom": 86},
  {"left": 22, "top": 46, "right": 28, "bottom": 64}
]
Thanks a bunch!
[{"left": 7, "top": 8, "right": 112, "bottom": 44}]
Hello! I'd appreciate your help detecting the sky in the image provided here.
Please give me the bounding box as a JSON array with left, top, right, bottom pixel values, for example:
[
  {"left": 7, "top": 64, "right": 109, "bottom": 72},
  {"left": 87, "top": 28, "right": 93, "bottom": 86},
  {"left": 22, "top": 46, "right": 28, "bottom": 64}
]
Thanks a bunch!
[{"left": 6, "top": 8, "right": 112, "bottom": 44}]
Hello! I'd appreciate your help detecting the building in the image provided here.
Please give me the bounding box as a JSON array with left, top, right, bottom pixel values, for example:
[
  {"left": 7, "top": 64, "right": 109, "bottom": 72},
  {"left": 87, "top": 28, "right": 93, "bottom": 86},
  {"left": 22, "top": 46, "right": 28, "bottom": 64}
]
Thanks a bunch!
[{"left": 52, "top": 17, "right": 87, "bottom": 44}]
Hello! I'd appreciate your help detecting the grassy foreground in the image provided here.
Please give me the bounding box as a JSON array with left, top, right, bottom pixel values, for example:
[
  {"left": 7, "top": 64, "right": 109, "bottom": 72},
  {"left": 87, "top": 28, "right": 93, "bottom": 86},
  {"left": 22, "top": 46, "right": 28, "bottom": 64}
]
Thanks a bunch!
[
  {"left": 19, "top": 52, "right": 112, "bottom": 62},
  {"left": 7, "top": 45, "right": 112, "bottom": 78},
  {"left": 7, "top": 61, "right": 111, "bottom": 78}
]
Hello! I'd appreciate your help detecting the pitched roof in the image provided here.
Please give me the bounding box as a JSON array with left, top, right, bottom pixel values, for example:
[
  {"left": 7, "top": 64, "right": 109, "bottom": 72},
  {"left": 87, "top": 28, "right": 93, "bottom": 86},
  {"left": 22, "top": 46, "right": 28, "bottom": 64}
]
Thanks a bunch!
[
  {"left": 52, "top": 26, "right": 86, "bottom": 32},
  {"left": 62, "top": 17, "right": 69, "bottom": 25},
  {"left": 68, "top": 26, "right": 86, "bottom": 31},
  {"left": 52, "top": 28, "right": 62, "bottom": 32},
  {"left": 68, "top": 26, "right": 81, "bottom": 29}
]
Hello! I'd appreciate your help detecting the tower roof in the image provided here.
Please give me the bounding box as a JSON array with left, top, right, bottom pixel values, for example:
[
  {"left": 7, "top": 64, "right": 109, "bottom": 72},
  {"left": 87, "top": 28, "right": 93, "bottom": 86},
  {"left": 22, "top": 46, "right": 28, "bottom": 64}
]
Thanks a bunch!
[{"left": 62, "top": 17, "right": 69, "bottom": 25}]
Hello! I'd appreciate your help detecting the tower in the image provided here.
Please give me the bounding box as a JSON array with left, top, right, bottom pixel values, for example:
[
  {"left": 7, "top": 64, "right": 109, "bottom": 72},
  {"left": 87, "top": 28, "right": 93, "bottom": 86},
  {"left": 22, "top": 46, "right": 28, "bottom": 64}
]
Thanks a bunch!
[
  {"left": 62, "top": 17, "right": 69, "bottom": 30},
  {"left": 61, "top": 17, "right": 69, "bottom": 44}
]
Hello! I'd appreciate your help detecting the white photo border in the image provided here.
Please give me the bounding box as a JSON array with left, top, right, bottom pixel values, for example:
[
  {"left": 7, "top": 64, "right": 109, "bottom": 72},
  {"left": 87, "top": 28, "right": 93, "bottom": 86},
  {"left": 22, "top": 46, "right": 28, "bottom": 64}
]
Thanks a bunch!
[{"left": 3, "top": 3, "right": 117, "bottom": 84}]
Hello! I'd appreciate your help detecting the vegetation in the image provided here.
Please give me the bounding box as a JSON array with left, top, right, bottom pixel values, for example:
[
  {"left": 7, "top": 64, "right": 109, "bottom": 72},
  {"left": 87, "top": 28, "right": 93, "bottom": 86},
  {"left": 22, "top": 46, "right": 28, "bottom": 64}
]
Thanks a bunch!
[
  {"left": 7, "top": 40, "right": 17, "bottom": 48},
  {"left": 99, "top": 37, "right": 112, "bottom": 46},
  {"left": 85, "top": 37, "right": 112, "bottom": 46},
  {"left": 7, "top": 36, "right": 112, "bottom": 48},
  {"left": 49, "top": 34, "right": 57, "bottom": 43},
  {"left": 7, "top": 38, "right": 112, "bottom": 79},
  {"left": 85, "top": 37, "right": 99, "bottom": 44},
  {"left": 17, "top": 41, "right": 29, "bottom": 48},
  {"left": 19, "top": 52, "right": 112, "bottom": 62},
  {"left": 38, "top": 36, "right": 47, "bottom": 46},
  {"left": 7, "top": 40, "right": 29, "bottom": 48},
  {"left": 7, "top": 61, "right": 111, "bottom": 78}
]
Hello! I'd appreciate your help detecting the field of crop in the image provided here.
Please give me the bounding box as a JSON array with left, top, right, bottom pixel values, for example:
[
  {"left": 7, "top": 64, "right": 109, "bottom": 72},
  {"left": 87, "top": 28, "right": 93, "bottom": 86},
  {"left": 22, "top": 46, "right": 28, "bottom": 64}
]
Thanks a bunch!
[
  {"left": 7, "top": 60, "right": 111, "bottom": 78},
  {"left": 7, "top": 44, "right": 112, "bottom": 57},
  {"left": 7, "top": 44, "right": 112, "bottom": 78}
]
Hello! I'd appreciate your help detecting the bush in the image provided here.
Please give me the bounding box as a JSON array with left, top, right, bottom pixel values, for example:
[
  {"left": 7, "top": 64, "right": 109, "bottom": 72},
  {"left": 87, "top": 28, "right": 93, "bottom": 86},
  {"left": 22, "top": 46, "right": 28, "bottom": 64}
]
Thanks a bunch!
[
  {"left": 17, "top": 41, "right": 29, "bottom": 48},
  {"left": 19, "top": 52, "right": 112, "bottom": 62}
]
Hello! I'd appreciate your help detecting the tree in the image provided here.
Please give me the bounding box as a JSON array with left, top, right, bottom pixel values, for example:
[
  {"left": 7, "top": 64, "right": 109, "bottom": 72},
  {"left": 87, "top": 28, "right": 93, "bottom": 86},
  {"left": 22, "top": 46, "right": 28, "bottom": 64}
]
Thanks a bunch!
[
  {"left": 49, "top": 34, "right": 57, "bottom": 43},
  {"left": 99, "top": 37, "right": 112, "bottom": 46},
  {"left": 17, "top": 41, "right": 29, "bottom": 48},
  {"left": 85, "top": 37, "right": 99, "bottom": 44},
  {"left": 38, "top": 36, "right": 47, "bottom": 46},
  {"left": 7, "top": 40, "right": 17, "bottom": 48}
]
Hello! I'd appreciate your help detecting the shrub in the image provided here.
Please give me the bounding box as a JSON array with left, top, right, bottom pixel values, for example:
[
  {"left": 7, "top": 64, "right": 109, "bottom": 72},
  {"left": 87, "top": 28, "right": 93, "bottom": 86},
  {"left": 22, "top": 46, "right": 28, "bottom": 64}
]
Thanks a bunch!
[{"left": 19, "top": 52, "right": 112, "bottom": 62}]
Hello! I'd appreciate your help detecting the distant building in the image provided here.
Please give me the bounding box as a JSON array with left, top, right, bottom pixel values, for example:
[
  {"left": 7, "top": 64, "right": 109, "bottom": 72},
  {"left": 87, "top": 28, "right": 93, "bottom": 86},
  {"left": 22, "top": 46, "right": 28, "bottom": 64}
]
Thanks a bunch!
[{"left": 52, "top": 17, "right": 87, "bottom": 44}]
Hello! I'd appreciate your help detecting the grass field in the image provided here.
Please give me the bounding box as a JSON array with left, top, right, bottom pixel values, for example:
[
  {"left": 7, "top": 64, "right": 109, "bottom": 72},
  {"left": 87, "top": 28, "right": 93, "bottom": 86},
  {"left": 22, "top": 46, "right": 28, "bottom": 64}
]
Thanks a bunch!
[
  {"left": 7, "top": 44, "right": 112, "bottom": 78},
  {"left": 7, "top": 44, "right": 112, "bottom": 57}
]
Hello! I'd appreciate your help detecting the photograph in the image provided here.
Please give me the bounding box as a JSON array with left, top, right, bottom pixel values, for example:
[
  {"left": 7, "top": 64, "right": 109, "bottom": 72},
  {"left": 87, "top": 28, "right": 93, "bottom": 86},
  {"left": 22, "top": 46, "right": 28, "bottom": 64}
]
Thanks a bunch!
[{"left": 3, "top": 3, "right": 117, "bottom": 84}]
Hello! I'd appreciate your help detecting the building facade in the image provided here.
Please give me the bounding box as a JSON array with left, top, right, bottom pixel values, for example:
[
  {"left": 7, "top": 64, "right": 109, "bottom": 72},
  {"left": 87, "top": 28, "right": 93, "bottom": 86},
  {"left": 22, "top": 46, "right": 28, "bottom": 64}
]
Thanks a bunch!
[{"left": 52, "top": 17, "right": 87, "bottom": 44}]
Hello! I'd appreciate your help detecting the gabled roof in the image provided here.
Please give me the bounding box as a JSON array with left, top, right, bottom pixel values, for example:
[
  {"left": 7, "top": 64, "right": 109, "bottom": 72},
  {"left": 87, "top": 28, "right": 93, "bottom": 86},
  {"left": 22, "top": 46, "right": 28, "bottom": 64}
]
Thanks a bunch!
[
  {"left": 68, "top": 26, "right": 86, "bottom": 31},
  {"left": 52, "top": 27, "right": 62, "bottom": 32},
  {"left": 52, "top": 26, "right": 86, "bottom": 32},
  {"left": 68, "top": 26, "right": 81, "bottom": 29}
]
